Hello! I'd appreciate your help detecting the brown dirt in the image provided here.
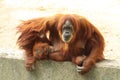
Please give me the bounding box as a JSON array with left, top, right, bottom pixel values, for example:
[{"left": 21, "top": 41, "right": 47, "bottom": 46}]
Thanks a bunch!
[{"left": 0, "top": 0, "right": 120, "bottom": 60}]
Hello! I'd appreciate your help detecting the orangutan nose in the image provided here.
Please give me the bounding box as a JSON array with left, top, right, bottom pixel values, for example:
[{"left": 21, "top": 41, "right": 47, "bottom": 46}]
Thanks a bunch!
[{"left": 64, "top": 31, "right": 71, "bottom": 38}]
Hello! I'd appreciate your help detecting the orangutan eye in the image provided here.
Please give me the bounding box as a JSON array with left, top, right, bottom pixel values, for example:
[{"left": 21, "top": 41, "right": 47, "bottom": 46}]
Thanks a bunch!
[{"left": 62, "top": 25, "right": 73, "bottom": 33}]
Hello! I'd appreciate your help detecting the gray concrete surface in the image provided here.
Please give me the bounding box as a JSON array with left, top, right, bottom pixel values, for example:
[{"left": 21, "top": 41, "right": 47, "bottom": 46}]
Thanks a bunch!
[
  {"left": 0, "top": 57, "right": 120, "bottom": 80},
  {"left": 0, "top": 48, "right": 120, "bottom": 80}
]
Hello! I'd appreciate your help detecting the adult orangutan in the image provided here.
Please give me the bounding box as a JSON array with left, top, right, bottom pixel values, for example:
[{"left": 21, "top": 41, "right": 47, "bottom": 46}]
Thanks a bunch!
[{"left": 17, "top": 14, "right": 105, "bottom": 74}]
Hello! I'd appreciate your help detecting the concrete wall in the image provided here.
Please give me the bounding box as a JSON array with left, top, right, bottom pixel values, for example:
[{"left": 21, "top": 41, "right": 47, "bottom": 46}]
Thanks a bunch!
[{"left": 0, "top": 57, "right": 120, "bottom": 80}]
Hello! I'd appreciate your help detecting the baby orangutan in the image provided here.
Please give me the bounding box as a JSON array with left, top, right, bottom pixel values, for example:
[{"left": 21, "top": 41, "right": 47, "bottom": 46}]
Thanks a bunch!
[
  {"left": 26, "top": 41, "right": 86, "bottom": 71},
  {"left": 33, "top": 42, "right": 53, "bottom": 60}
]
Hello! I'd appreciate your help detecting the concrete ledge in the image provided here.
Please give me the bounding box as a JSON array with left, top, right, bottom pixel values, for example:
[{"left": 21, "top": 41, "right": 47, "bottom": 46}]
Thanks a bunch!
[{"left": 0, "top": 49, "right": 120, "bottom": 80}]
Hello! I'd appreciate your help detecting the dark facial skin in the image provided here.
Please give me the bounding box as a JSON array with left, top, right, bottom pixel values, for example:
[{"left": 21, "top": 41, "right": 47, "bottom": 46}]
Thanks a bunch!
[{"left": 62, "top": 20, "right": 74, "bottom": 43}]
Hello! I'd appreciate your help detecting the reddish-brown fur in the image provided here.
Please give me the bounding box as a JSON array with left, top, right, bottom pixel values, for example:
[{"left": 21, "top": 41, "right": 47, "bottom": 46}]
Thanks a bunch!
[{"left": 17, "top": 14, "right": 105, "bottom": 74}]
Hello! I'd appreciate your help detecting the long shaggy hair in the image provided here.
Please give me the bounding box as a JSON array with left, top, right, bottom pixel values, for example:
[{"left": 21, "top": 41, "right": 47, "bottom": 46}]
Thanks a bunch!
[{"left": 17, "top": 14, "right": 105, "bottom": 74}]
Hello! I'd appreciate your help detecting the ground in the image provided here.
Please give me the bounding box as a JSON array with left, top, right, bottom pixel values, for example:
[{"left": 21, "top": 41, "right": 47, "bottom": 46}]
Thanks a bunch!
[{"left": 0, "top": 0, "right": 120, "bottom": 60}]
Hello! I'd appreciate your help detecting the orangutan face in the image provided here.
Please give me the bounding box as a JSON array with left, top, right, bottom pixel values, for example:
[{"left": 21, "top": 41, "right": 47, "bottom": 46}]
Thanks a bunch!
[{"left": 62, "top": 20, "right": 74, "bottom": 43}]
